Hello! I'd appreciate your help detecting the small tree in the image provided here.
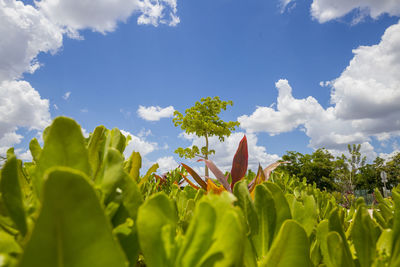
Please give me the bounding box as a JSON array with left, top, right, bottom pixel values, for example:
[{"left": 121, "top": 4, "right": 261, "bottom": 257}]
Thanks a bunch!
[{"left": 173, "top": 96, "right": 240, "bottom": 177}]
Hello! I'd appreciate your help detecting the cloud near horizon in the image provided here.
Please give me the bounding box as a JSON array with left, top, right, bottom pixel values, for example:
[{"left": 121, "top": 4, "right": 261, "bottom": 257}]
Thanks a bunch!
[{"left": 239, "top": 21, "right": 400, "bottom": 159}]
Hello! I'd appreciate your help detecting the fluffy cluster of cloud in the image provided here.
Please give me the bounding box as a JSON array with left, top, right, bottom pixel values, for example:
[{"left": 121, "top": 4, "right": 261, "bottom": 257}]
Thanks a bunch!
[
  {"left": 239, "top": 19, "right": 400, "bottom": 159},
  {"left": 0, "top": 0, "right": 180, "bottom": 157},
  {"left": 0, "top": 80, "right": 50, "bottom": 154},
  {"left": 121, "top": 129, "right": 178, "bottom": 174},
  {"left": 179, "top": 132, "right": 280, "bottom": 173},
  {"left": 37, "top": 0, "right": 179, "bottom": 37},
  {"left": 137, "top": 105, "right": 175, "bottom": 121},
  {"left": 311, "top": 0, "right": 400, "bottom": 23},
  {"left": 281, "top": 0, "right": 400, "bottom": 23}
]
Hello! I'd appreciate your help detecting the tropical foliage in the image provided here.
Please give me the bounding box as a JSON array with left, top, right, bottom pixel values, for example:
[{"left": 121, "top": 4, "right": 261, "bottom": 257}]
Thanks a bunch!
[{"left": 0, "top": 116, "right": 400, "bottom": 267}]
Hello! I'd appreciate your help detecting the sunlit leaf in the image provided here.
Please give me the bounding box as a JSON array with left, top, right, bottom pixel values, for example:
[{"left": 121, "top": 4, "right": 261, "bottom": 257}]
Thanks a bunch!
[
  {"left": 260, "top": 220, "right": 312, "bottom": 267},
  {"left": 19, "top": 167, "right": 127, "bottom": 267}
]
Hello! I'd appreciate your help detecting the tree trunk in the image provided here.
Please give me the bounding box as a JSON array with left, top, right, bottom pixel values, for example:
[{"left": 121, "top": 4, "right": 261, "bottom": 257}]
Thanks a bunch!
[{"left": 205, "top": 134, "right": 209, "bottom": 177}]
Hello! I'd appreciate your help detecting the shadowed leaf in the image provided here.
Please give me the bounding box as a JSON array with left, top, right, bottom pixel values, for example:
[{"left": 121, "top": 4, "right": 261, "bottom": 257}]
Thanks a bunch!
[{"left": 1, "top": 156, "right": 27, "bottom": 236}]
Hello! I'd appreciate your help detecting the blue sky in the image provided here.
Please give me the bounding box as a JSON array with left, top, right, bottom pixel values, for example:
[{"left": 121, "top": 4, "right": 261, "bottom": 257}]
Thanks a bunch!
[{"left": 2, "top": 0, "right": 400, "bottom": 173}]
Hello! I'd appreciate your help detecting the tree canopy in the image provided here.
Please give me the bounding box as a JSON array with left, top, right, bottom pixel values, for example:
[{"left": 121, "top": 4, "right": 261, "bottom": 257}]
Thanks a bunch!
[{"left": 173, "top": 96, "right": 239, "bottom": 177}]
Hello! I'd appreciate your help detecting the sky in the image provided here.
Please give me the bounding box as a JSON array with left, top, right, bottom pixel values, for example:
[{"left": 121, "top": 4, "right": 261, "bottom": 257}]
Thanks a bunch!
[{"left": 1, "top": 0, "right": 400, "bottom": 174}]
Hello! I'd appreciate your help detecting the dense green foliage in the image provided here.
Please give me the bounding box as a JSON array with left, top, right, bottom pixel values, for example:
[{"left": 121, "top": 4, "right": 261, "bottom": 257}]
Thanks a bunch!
[
  {"left": 277, "top": 147, "right": 400, "bottom": 194},
  {"left": 0, "top": 116, "right": 400, "bottom": 266}
]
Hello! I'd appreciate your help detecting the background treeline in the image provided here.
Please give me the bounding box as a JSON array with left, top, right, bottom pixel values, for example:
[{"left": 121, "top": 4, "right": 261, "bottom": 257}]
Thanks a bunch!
[{"left": 268, "top": 144, "right": 400, "bottom": 194}]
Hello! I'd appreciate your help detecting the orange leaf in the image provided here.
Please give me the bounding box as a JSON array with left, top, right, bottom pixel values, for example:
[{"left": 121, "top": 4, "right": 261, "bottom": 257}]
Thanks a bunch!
[{"left": 206, "top": 179, "right": 226, "bottom": 195}]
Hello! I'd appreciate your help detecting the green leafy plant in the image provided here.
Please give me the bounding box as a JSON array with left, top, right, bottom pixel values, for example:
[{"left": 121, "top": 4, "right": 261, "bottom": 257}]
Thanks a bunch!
[{"left": 173, "top": 96, "right": 239, "bottom": 177}]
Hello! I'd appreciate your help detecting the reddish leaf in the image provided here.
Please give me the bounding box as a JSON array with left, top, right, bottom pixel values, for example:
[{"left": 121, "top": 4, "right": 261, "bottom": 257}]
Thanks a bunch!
[
  {"left": 181, "top": 163, "right": 208, "bottom": 190},
  {"left": 230, "top": 135, "right": 248, "bottom": 190},
  {"left": 179, "top": 172, "right": 200, "bottom": 190},
  {"left": 197, "top": 159, "right": 231, "bottom": 192},
  {"left": 154, "top": 174, "right": 166, "bottom": 184},
  {"left": 248, "top": 164, "right": 266, "bottom": 194},
  {"left": 263, "top": 161, "right": 289, "bottom": 180}
]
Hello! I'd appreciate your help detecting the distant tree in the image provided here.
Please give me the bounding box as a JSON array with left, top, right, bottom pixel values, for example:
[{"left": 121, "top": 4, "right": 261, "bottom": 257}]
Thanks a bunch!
[
  {"left": 346, "top": 144, "right": 366, "bottom": 192},
  {"left": 173, "top": 96, "right": 239, "bottom": 177},
  {"left": 278, "top": 149, "right": 336, "bottom": 191},
  {"left": 384, "top": 152, "right": 400, "bottom": 189}
]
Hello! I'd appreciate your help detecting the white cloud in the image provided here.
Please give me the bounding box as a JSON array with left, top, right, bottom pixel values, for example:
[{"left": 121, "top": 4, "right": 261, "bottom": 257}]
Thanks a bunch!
[
  {"left": 138, "top": 128, "right": 152, "bottom": 138},
  {"left": 137, "top": 105, "right": 175, "bottom": 121},
  {"left": 37, "top": 0, "right": 180, "bottom": 36},
  {"left": 156, "top": 156, "right": 178, "bottom": 173},
  {"left": 379, "top": 150, "right": 400, "bottom": 161},
  {"left": 239, "top": 19, "right": 400, "bottom": 159},
  {"left": 331, "top": 21, "right": 400, "bottom": 123},
  {"left": 0, "top": 80, "right": 50, "bottom": 154},
  {"left": 121, "top": 130, "right": 158, "bottom": 157},
  {"left": 237, "top": 79, "right": 377, "bottom": 158},
  {"left": 238, "top": 80, "right": 323, "bottom": 135},
  {"left": 62, "top": 91, "right": 71, "bottom": 100},
  {"left": 280, "top": 0, "right": 296, "bottom": 13},
  {"left": 311, "top": 0, "right": 400, "bottom": 23},
  {"left": 179, "top": 132, "right": 280, "bottom": 172},
  {"left": 0, "top": 0, "right": 63, "bottom": 82}
]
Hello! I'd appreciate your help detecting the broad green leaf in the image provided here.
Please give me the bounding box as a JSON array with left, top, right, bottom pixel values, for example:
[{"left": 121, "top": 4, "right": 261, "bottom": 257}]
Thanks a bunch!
[
  {"left": 100, "top": 148, "right": 126, "bottom": 202},
  {"left": 233, "top": 180, "right": 258, "bottom": 236},
  {"left": 317, "top": 220, "right": 332, "bottom": 266},
  {"left": 138, "top": 163, "right": 159, "bottom": 187},
  {"left": 176, "top": 202, "right": 218, "bottom": 267},
  {"left": 137, "top": 193, "right": 178, "bottom": 267},
  {"left": 87, "top": 125, "right": 106, "bottom": 178},
  {"left": 350, "top": 206, "right": 379, "bottom": 267},
  {"left": 390, "top": 189, "right": 400, "bottom": 266},
  {"left": 253, "top": 183, "right": 276, "bottom": 258},
  {"left": 113, "top": 218, "right": 140, "bottom": 267},
  {"left": 110, "top": 128, "right": 127, "bottom": 154},
  {"left": 29, "top": 138, "right": 42, "bottom": 163},
  {"left": 0, "top": 156, "right": 27, "bottom": 236},
  {"left": 291, "top": 194, "right": 317, "bottom": 236},
  {"left": 261, "top": 220, "right": 312, "bottom": 267},
  {"left": 376, "top": 229, "right": 392, "bottom": 264},
  {"left": 198, "top": 192, "right": 246, "bottom": 267},
  {"left": 328, "top": 208, "right": 355, "bottom": 267},
  {"left": 263, "top": 182, "right": 291, "bottom": 235},
  {"left": 125, "top": 151, "right": 141, "bottom": 181},
  {"left": 19, "top": 167, "right": 127, "bottom": 267},
  {"left": 34, "top": 117, "right": 91, "bottom": 197},
  {"left": 121, "top": 177, "right": 143, "bottom": 221},
  {"left": 326, "top": 232, "right": 352, "bottom": 267},
  {"left": 0, "top": 230, "right": 21, "bottom": 254}
]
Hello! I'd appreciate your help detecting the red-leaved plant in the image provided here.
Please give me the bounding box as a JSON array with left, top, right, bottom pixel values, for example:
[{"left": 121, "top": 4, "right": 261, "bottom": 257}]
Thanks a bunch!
[{"left": 180, "top": 135, "right": 288, "bottom": 194}]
